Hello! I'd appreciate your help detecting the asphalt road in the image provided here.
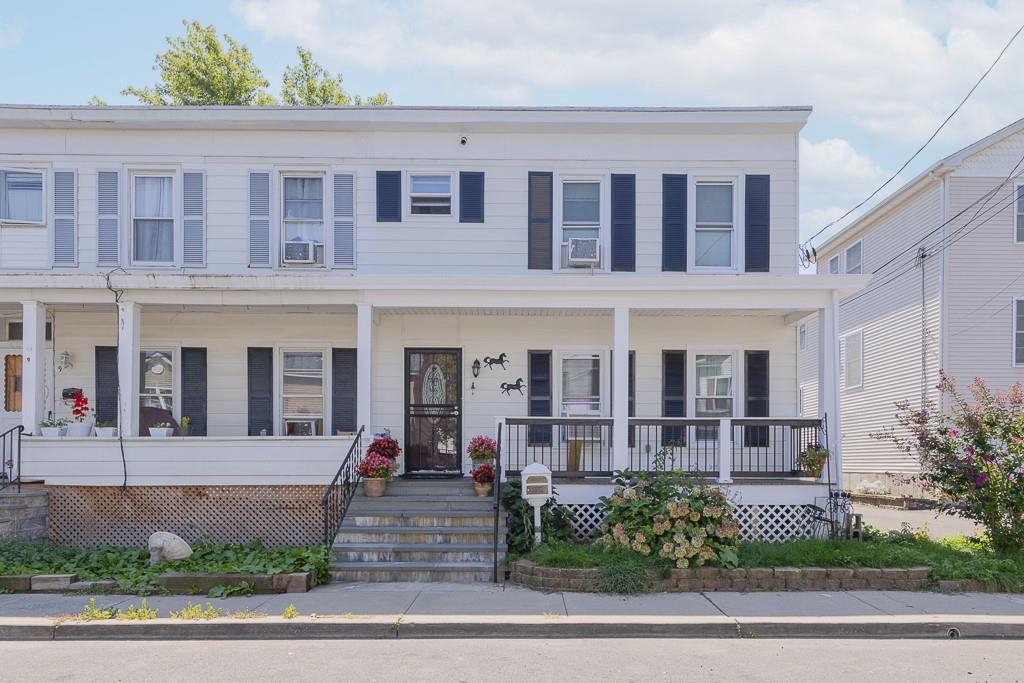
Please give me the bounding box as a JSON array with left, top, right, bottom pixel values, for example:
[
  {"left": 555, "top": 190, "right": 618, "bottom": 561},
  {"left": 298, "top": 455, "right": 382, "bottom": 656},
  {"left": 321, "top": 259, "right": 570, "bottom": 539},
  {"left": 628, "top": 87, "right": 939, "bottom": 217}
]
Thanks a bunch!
[{"left": 3, "top": 639, "right": 1022, "bottom": 682}]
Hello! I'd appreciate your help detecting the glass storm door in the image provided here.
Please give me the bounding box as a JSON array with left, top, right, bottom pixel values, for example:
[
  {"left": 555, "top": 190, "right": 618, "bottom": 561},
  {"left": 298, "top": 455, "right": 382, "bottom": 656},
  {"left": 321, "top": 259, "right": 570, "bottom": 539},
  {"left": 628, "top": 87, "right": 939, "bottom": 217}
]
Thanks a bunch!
[{"left": 405, "top": 349, "right": 462, "bottom": 473}]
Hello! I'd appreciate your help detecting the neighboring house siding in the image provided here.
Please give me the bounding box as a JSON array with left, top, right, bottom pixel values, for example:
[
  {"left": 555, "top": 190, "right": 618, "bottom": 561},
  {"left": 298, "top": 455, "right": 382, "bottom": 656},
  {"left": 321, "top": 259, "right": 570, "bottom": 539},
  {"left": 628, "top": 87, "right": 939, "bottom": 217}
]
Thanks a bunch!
[
  {"left": 0, "top": 129, "right": 800, "bottom": 275},
  {"left": 797, "top": 319, "right": 819, "bottom": 418},
  {"left": 816, "top": 181, "right": 943, "bottom": 474},
  {"left": 944, "top": 174, "right": 1024, "bottom": 393}
]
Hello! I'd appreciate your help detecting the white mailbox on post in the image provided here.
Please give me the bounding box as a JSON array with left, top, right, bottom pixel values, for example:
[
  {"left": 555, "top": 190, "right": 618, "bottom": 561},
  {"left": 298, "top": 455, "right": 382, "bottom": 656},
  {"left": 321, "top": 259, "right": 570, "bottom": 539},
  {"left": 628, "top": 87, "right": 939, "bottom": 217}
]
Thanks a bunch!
[{"left": 521, "top": 462, "right": 553, "bottom": 546}]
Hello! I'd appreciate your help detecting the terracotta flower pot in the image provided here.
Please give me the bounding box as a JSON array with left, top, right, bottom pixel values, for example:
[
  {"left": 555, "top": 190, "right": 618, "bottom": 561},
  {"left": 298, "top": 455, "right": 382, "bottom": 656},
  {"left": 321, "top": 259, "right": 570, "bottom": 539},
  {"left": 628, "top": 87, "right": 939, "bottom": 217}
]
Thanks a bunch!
[
  {"left": 363, "top": 478, "right": 388, "bottom": 497},
  {"left": 473, "top": 482, "right": 493, "bottom": 497}
]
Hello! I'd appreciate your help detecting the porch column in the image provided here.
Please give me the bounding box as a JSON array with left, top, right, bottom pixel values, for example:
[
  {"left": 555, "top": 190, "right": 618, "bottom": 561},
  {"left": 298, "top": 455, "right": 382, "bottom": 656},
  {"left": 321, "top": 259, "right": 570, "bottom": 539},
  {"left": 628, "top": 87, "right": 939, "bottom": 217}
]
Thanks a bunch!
[
  {"left": 356, "top": 303, "right": 373, "bottom": 435},
  {"left": 20, "top": 301, "right": 47, "bottom": 435},
  {"left": 612, "top": 306, "right": 630, "bottom": 471},
  {"left": 817, "top": 291, "right": 842, "bottom": 481},
  {"left": 117, "top": 302, "right": 141, "bottom": 437}
]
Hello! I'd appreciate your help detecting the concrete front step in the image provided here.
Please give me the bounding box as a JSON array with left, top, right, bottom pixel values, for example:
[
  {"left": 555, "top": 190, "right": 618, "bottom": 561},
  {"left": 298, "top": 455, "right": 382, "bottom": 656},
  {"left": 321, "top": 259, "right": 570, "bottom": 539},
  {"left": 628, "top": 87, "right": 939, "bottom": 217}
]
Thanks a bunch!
[
  {"left": 334, "top": 525, "right": 501, "bottom": 545},
  {"left": 351, "top": 495, "right": 495, "bottom": 511},
  {"left": 343, "top": 511, "right": 496, "bottom": 527},
  {"left": 333, "top": 542, "right": 506, "bottom": 564},
  {"left": 330, "top": 561, "right": 498, "bottom": 583}
]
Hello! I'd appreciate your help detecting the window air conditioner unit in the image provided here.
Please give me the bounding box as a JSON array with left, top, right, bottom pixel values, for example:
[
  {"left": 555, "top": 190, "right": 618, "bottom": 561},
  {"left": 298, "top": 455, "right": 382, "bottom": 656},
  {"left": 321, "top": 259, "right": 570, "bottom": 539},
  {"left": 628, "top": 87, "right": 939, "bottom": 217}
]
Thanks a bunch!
[
  {"left": 283, "top": 241, "right": 315, "bottom": 264},
  {"left": 566, "top": 238, "right": 600, "bottom": 266}
]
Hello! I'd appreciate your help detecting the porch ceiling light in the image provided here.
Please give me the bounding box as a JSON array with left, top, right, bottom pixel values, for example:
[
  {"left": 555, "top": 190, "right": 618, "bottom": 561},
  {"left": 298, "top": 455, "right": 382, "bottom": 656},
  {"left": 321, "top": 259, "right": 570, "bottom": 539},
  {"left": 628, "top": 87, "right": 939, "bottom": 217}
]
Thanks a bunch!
[
  {"left": 57, "top": 350, "right": 73, "bottom": 372},
  {"left": 521, "top": 462, "right": 553, "bottom": 545}
]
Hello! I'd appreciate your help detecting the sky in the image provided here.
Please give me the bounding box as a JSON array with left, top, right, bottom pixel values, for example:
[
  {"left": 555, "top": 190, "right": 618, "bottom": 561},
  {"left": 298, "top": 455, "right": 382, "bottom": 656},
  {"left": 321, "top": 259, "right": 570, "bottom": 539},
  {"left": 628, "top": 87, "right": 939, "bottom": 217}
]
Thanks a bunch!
[{"left": 2, "top": 0, "right": 1024, "bottom": 248}]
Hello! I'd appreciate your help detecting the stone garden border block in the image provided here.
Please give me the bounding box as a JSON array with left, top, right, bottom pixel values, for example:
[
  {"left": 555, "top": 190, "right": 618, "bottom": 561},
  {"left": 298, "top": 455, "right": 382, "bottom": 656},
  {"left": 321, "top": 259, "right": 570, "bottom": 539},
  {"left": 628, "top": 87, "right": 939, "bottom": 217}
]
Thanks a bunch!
[{"left": 158, "top": 572, "right": 312, "bottom": 594}]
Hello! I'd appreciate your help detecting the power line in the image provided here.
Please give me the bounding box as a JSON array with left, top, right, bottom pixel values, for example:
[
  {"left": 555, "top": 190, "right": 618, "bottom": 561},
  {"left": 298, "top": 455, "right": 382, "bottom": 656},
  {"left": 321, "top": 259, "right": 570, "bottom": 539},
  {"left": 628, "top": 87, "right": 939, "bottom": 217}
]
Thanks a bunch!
[{"left": 801, "top": 21, "right": 1024, "bottom": 253}]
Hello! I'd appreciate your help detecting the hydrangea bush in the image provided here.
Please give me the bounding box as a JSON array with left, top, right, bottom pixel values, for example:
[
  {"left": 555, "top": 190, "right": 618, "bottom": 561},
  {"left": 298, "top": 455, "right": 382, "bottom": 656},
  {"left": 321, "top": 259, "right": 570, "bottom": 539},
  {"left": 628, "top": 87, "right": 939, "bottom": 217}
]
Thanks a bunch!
[
  {"left": 883, "top": 375, "right": 1024, "bottom": 552},
  {"left": 598, "top": 470, "right": 740, "bottom": 568}
]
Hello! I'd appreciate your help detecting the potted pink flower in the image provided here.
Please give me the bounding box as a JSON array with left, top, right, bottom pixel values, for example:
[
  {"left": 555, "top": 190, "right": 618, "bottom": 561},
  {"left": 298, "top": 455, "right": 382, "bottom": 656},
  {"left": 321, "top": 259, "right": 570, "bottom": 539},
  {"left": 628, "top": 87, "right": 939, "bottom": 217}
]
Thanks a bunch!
[
  {"left": 357, "top": 452, "right": 398, "bottom": 497},
  {"left": 467, "top": 435, "right": 497, "bottom": 464}
]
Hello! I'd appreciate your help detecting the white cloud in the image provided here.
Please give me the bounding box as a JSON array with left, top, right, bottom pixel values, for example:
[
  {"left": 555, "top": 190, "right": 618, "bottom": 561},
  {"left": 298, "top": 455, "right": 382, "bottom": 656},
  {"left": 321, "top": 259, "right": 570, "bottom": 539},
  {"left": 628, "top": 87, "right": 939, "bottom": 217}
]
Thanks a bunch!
[
  {"left": 0, "top": 21, "right": 24, "bottom": 49},
  {"left": 233, "top": 0, "right": 1024, "bottom": 143}
]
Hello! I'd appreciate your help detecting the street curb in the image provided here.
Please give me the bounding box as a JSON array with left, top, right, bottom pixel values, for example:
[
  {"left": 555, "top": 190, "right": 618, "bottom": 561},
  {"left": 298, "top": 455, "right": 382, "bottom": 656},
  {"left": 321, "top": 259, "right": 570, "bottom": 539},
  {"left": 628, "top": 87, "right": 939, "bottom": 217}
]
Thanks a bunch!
[{"left": 0, "top": 615, "right": 1020, "bottom": 640}]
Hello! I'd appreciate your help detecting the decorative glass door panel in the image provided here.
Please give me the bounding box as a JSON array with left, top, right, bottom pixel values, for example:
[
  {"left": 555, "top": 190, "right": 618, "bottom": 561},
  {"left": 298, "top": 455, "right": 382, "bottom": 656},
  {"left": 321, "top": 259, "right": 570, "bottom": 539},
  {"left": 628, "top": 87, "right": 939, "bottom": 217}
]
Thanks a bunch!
[{"left": 405, "top": 349, "right": 462, "bottom": 473}]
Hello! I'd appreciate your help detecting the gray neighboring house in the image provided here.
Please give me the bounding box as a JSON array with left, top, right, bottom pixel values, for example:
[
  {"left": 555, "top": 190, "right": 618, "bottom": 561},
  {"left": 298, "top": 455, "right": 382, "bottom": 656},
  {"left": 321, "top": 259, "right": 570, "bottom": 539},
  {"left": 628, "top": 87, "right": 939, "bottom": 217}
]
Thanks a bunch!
[{"left": 799, "top": 117, "right": 1024, "bottom": 495}]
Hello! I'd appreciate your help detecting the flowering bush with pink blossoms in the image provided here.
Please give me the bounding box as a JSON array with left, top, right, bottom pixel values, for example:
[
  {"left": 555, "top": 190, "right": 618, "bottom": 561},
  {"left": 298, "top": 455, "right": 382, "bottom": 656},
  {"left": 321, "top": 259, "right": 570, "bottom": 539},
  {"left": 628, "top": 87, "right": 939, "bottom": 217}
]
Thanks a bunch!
[
  {"left": 467, "top": 435, "right": 497, "bottom": 463},
  {"left": 882, "top": 375, "right": 1024, "bottom": 552}
]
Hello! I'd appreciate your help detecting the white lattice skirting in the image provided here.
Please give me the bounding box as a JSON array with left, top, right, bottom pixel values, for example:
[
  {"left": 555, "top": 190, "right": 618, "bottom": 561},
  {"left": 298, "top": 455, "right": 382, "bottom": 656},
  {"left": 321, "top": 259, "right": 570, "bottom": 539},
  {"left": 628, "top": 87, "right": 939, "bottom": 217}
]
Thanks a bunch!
[{"left": 562, "top": 503, "right": 820, "bottom": 543}]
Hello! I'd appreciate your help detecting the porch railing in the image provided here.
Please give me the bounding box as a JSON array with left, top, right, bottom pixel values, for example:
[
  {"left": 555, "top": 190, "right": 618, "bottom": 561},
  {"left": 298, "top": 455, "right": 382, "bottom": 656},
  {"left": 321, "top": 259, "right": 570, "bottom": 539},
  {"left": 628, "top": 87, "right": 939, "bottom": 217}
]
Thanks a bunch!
[
  {"left": 500, "top": 417, "right": 614, "bottom": 476},
  {"left": 320, "top": 425, "right": 365, "bottom": 546},
  {"left": 629, "top": 418, "right": 721, "bottom": 474},
  {"left": 731, "top": 418, "right": 823, "bottom": 476},
  {"left": 492, "top": 425, "right": 503, "bottom": 582},
  {"left": 0, "top": 426, "right": 23, "bottom": 492}
]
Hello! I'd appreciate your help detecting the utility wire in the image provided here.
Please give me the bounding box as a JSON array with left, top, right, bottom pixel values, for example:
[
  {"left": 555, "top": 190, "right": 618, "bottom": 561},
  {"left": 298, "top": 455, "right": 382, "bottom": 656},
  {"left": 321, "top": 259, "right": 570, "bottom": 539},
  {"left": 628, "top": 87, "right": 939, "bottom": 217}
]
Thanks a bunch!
[{"left": 801, "top": 21, "right": 1024, "bottom": 254}]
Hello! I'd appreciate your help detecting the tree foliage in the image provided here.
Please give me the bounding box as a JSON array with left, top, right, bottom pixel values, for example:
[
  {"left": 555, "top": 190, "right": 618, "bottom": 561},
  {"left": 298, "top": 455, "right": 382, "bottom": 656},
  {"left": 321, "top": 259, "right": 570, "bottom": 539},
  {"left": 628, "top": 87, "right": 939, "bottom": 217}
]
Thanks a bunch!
[
  {"left": 280, "top": 47, "right": 391, "bottom": 106},
  {"left": 122, "top": 21, "right": 276, "bottom": 106}
]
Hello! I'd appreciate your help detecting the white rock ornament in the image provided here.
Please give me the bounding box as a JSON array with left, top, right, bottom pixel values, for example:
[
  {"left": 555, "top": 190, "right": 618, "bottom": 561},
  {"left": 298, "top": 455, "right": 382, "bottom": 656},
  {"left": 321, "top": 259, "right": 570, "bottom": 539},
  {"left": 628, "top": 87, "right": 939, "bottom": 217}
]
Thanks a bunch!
[{"left": 148, "top": 531, "right": 193, "bottom": 565}]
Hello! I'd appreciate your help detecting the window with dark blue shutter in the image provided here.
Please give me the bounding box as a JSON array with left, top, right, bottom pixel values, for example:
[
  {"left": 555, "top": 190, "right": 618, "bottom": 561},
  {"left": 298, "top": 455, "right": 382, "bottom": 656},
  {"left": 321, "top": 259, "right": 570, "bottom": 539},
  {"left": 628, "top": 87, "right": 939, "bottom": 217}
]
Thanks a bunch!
[
  {"left": 662, "top": 351, "right": 686, "bottom": 446},
  {"left": 745, "top": 174, "right": 770, "bottom": 272},
  {"left": 331, "top": 348, "right": 357, "bottom": 434},
  {"left": 528, "top": 172, "right": 553, "bottom": 270},
  {"left": 94, "top": 346, "right": 118, "bottom": 426},
  {"left": 181, "top": 347, "right": 207, "bottom": 436},
  {"left": 376, "top": 171, "right": 401, "bottom": 222},
  {"left": 247, "top": 347, "right": 274, "bottom": 436},
  {"left": 744, "top": 350, "right": 770, "bottom": 447},
  {"left": 459, "top": 171, "right": 484, "bottom": 223},
  {"left": 528, "top": 350, "right": 552, "bottom": 445},
  {"left": 662, "top": 174, "right": 687, "bottom": 271},
  {"left": 610, "top": 174, "right": 636, "bottom": 271}
]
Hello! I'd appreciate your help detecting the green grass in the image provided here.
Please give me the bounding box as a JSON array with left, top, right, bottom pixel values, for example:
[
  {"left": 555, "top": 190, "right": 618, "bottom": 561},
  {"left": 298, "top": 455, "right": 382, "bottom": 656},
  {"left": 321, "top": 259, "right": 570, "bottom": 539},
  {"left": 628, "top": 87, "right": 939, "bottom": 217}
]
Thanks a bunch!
[
  {"left": 525, "top": 540, "right": 670, "bottom": 594},
  {"left": 0, "top": 540, "right": 330, "bottom": 593}
]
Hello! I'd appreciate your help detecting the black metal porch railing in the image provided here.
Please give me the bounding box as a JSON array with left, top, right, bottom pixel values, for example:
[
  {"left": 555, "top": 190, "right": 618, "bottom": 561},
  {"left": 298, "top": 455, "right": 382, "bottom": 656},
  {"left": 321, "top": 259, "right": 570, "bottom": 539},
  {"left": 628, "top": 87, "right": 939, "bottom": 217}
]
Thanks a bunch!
[
  {"left": 0, "top": 425, "right": 23, "bottom": 492},
  {"left": 500, "top": 417, "right": 614, "bottom": 476},
  {"left": 628, "top": 418, "right": 721, "bottom": 474},
  {"left": 320, "top": 426, "right": 365, "bottom": 546},
  {"left": 731, "top": 418, "right": 823, "bottom": 476},
  {"left": 492, "top": 424, "right": 503, "bottom": 583}
]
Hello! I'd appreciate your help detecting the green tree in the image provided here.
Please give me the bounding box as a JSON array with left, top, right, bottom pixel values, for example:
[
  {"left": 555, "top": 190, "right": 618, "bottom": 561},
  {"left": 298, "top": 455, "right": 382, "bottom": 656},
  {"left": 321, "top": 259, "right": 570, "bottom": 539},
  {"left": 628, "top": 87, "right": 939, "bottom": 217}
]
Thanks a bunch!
[
  {"left": 280, "top": 47, "right": 391, "bottom": 106},
  {"left": 122, "top": 21, "right": 276, "bottom": 105},
  {"left": 87, "top": 96, "right": 108, "bottom": 106}
]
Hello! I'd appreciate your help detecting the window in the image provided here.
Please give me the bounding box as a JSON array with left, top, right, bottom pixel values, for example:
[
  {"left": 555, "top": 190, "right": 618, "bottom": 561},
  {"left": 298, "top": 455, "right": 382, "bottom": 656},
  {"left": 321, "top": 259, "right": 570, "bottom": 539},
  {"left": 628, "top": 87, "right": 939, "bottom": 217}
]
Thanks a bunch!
[
  {"left": 694, "top": 181, "right": 734, "bottom": 268},
  {"left": 3, "top": 354, "right": 22, "bottom": 412},
  {"left": 798, "top": 386, "right": 805, "bottom": 417},
  {"left": 1016, "top": 185, "right": 1024, "bottom": 243},
  {"left": 132, "top": 175, "right": 174, "bottom": 263},
  {"left": 695, "top": 353, "right": 734, "bottom": 418},
  {"left": 828, "top": 255, "right": 840, "bottom": 274},
  {"left": 409, "top": 175, "right": 452, "bottom": 215},
  {"left": 139, "top": 350, "right": 175, "bottom": 416},
  {"left": 799, "top": 323, "right": 807, "bottom": 351},
  {"left": 845, "top": 241, "right": 863, "bottom": 274},
  {"left": 6, "top": 321, "right": 52, "bottom": 341},
  {"left": 1015, "top": 299, "right": 1024, "bottom": 365},
  {"left": 282, "top": 350, "right": 324, "bottom": 436},
  {"left": 842, "top": 330, "right": 863, "bottom": 390},
  {"left": 560, "top": 353, "right": 602, "bottom": 416},
  {"left": 0, "top": 170, "right": 43, "bottom": 224},
  {"left": 282, "top": 176, "right": 325, "bottom": 264}
]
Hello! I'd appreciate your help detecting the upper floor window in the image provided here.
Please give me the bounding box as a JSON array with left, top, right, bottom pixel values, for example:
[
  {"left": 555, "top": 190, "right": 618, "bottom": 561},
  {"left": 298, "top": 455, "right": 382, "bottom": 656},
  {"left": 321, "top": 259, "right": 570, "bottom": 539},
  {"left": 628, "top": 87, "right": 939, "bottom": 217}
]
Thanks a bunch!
[
  {"left": 1016, "top": 185, "right": 1024, "bottom": 243},
  {"left": 694, "top": 181, "right": 734, "bottom": 268},
  {"left": 560, "top": 179, "right": 602, "bottom": 268},
  {"left": 845, "top": 241, "right": 863, "bottom": 274},
  {"left": 828, "top": 255, "right": 840, "bottom": 274},
  {"left": 0, "top": 169, "right": 43, "bottom": 224},
  {"left": 1014, "top": 299, "right": 1024, "bottom": 366},
  {"left": 409, "top": 174, "right": 452, "bottom": 215},
  {"left": 282, "top": 176, "right": 324, "bottom": 265},
  {"left": 132, "top": 175, "right": 174, "bottom": 263},
  {"left": 842, "top": 330, "right": 863, "bottom": 390},
  {"left": 282, "top": 350, "right": 325, "bottom": 436}
]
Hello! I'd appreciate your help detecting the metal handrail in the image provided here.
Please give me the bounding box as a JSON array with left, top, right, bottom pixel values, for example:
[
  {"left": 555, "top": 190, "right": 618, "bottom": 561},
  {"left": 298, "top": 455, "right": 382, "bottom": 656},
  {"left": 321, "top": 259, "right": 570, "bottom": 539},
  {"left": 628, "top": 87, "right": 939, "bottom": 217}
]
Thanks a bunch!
[
  {"left": 493, "top": 423, "right": 503, "bottom": 583},
  {"left": 320, "top": 425, "right": 365, "bottom": 546},
  {"left": 0, "top": 425, "right": 23, "bottom": 493}
]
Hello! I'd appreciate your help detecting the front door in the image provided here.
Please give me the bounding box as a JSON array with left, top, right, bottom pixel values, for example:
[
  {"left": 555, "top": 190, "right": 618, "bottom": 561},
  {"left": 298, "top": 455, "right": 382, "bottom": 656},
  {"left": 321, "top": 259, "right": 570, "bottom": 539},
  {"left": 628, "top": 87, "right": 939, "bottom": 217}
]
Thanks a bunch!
[{"left": 405, "top": 348, "right": 461, "bottom": 474}]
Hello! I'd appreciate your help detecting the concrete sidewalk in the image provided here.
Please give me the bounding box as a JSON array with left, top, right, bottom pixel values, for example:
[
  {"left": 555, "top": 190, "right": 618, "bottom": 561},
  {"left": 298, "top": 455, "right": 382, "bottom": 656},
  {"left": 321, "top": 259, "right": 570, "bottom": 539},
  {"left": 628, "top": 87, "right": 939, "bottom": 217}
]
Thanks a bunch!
[{"left": 1, "top": 583, "right": 1023, "bottom": 639}]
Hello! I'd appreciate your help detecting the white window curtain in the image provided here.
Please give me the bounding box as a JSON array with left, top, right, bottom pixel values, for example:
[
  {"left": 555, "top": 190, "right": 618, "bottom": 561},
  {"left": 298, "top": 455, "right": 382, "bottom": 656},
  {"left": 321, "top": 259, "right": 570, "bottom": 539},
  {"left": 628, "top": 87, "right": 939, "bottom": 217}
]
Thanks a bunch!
[
  {"left": 134, "top": 176, "right": 174, "bottom": 262},
  {"left": 283, "top": 177, "right": 324, "bottom": 243},
  {"left": 0, "top": 171, "right": 43, "bottom": 222}
]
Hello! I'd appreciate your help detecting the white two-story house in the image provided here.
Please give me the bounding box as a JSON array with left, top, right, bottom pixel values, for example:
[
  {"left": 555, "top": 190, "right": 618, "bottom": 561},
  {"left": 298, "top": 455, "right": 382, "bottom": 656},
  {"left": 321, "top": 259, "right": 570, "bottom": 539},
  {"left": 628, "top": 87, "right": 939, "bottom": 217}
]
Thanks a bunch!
[{"left": 0, "top": 105, "right": 864, "bottom": 557}]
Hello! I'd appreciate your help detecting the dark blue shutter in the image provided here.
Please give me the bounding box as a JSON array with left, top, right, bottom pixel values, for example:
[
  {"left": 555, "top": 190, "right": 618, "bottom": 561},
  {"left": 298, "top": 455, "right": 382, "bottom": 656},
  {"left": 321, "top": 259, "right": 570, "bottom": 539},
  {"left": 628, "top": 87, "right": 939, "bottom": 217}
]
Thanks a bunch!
[
  {"left": 181, "top": 347, "right": 207, "bottom": 436},
  {"left": 331, "top": 348, "right": 357, "bottom": 434},
  {"left": 611, "top": 174, "right": 636, "bottom": 271},
  {"left": 247, "top": 347, "right": 274, "bottom": 436},
  {"left": 459, "top": 171, "right": 485, "bottom": 223},
  {"left": 376, "top": 171, "right": 401, "bottom": 222},
  {"left": 662, "top": 351, "right": 686, "bottom": 446},
  {"left": 744, "top": 350, "right": 770, "bottom": 447},
  {"left": 745, "top": 174, "right": 770, "bottom": 272},
  {"left": 528, "top": 350, "right": 552, "bottom": 446},
  {"left": 662, "top": 174, "right": 687, "bottom": 271},
  {"left": 528, "top": 172, "right": 553, "bottom": 270},
  {"left": 94, "top": 346, "right": 118, "bottom": 426}
]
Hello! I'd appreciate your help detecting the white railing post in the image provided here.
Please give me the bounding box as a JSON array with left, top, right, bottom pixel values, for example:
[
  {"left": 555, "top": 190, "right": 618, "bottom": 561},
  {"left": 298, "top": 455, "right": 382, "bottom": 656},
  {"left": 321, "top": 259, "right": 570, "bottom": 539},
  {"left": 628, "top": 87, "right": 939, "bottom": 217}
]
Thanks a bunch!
[
  {"left": 718, "top": 418, "right": 732, "bottom": 483},
  {"left": 117, "top": 301, "right": 141, "bottom": 438},
  {"left": 20, "top": 301, "right": 47, "bottom": 435},
  {"left": 356, "top": 303, "right": 373, "bottom": 438}
]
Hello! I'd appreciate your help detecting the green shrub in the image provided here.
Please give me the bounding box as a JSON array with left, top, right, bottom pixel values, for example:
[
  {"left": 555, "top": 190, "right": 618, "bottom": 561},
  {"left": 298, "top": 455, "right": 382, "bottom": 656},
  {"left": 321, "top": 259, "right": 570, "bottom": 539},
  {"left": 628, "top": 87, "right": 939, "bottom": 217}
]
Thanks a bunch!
[
  {"left": 501, "top": 480, "right": 574, "bottom": 555},
  {"left": 526, "top": 539, "right": 669, "bottom": 594}
]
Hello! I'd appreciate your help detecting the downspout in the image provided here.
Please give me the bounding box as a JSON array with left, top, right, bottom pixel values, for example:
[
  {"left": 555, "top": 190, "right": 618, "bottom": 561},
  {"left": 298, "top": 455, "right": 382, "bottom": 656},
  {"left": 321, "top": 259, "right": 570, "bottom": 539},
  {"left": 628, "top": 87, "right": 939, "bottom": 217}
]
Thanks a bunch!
[{"left": 932, "top": 168, "right": 950, "bottom": 413}]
